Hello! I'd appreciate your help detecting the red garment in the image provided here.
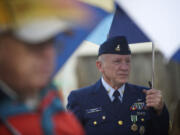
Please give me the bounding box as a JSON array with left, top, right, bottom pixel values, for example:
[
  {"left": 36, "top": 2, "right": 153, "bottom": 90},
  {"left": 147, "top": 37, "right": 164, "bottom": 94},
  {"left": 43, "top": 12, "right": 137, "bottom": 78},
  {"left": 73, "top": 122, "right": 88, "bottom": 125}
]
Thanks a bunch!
[{"left": 0, "top": 112, "right": 84, "bottom": 135}]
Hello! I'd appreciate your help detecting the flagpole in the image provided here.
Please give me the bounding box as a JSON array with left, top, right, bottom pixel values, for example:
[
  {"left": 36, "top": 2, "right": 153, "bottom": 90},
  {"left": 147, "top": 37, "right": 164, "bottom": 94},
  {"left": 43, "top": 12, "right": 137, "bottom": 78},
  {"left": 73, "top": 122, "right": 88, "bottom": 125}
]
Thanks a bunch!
[{"left": 152, "top": 42, "right": 155, "bottom": 88}]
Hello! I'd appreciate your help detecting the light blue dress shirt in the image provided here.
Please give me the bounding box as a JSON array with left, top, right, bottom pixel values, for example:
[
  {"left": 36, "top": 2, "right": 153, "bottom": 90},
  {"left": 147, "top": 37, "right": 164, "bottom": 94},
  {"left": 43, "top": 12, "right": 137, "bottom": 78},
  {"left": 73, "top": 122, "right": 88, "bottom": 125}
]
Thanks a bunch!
[{"left": 101, "top": 78, "right": 125, "bottom": 102}]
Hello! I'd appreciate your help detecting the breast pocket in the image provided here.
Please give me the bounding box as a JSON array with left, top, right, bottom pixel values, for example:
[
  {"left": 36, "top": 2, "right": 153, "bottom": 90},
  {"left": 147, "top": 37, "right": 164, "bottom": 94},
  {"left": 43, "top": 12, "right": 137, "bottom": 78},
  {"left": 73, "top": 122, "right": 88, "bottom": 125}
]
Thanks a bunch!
[{"left": 84, "top": 111, "right": 109, "bottom": 127}]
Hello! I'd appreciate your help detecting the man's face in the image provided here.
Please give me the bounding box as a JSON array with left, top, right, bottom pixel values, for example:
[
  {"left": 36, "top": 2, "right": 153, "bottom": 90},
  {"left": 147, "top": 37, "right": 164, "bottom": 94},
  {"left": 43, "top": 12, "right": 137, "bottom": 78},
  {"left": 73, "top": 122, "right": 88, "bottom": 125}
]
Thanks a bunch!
[
  {"left": 96, "top": 54, "right": 131, "bottom": 88},
  {"left": 0, "top": 35, "right": 56, "bottom": 94}
]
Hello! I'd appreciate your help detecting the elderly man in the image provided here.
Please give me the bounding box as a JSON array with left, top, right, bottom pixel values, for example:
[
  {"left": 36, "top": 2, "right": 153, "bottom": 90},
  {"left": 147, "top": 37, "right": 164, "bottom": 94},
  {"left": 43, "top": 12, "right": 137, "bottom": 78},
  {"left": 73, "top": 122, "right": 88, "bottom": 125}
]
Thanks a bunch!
[
  {"left": 67, "top": 36, "right": 169, "bottom": 135},
  {"left": 0, "top": 0, "right": 87, "bottom": 134}
]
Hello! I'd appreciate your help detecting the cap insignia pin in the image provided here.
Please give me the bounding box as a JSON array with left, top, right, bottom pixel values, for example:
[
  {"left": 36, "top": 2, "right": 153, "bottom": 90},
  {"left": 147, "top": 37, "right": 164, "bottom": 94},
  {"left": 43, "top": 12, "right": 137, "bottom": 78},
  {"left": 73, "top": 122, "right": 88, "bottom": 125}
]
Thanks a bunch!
[{"left": 115, "top": 44, "right": 121, "bottom": 51}]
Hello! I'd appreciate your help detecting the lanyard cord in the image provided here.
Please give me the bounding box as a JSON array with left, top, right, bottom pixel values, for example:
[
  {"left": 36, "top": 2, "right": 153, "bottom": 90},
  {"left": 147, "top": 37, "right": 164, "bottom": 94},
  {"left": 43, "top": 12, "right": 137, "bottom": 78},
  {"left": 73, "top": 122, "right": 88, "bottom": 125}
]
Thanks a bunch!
[{"left": 0, "top": 117, "right": 21, "bottom": 135}]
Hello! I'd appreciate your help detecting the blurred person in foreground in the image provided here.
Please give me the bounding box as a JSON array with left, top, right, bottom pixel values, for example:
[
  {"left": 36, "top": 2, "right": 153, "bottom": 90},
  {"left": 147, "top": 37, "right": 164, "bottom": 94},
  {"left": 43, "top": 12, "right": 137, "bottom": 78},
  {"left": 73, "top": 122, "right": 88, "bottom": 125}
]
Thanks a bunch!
[
  {"left": 0, "top": 0, "right": 91, "bottom": 134},
  {"left": 67, "top": 36, "right": 169, "bottom": 135}
]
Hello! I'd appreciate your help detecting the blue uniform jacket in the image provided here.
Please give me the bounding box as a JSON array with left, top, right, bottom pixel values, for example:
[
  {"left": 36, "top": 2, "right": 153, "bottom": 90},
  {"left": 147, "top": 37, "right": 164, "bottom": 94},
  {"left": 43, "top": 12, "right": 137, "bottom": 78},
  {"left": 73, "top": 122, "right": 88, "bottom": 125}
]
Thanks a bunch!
[{"left": 67, "top": 80, "right": 169, "bottom": 135}]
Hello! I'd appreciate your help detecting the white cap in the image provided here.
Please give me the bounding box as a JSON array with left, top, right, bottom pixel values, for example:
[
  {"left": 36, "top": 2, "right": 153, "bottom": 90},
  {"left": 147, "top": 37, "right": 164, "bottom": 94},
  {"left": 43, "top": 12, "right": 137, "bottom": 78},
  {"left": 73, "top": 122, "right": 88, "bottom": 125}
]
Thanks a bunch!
[
  {"left": 0, "top": 0, "right": 92, "bottom": 44},
  {"left": 13, "top": 19, "right": 72, "bottom": 44}
]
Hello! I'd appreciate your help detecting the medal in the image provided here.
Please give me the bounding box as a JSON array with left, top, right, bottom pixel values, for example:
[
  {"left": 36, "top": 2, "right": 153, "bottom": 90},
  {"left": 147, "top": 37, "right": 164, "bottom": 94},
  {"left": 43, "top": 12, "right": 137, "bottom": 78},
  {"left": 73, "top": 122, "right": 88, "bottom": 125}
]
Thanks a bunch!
[
  {"left": 130, "top": 115, "right": 138, "bottom": 132},
  {"left": 131, "top": 115, "right": 137, "bottom": 123},
  {"left": 139, "top": 126, "right": 145, "bottom": 135},
  {"left": 131, "top": 123, "right": 138, "bottom": 132},
  {"left": 130, "top": 104, "right": 137, "bottom": 111},
  {"left": 137, "top": 111, "right": 146, "bottom": 116}
]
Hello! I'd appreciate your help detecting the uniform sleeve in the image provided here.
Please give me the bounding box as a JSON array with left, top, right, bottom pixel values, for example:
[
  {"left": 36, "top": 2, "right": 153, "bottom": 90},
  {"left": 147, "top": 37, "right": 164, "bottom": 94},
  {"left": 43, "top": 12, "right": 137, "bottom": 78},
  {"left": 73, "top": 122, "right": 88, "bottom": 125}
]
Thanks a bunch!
[
  {"left": 67, "top": 91, "right": 85, "bottom": 125},
  {"left": 146, "top": 105, "right": 169, "bottom": 135}
]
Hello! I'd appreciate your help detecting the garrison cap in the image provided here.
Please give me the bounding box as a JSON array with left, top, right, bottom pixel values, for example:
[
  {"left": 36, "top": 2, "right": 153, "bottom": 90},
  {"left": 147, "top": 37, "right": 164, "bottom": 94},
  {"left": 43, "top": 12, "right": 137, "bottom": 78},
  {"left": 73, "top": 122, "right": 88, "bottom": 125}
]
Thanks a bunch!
[{"left": 98, "top": 36, "right": 131, "bottom": 56}]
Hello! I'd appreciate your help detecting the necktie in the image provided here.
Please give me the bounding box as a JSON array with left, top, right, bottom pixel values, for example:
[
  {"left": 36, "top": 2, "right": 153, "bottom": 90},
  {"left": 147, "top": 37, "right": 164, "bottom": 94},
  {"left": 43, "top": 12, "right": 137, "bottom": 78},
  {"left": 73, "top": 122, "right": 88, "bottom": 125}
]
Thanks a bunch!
[{"left": 113, "top": 90, "right": 121, "bottom": 105}]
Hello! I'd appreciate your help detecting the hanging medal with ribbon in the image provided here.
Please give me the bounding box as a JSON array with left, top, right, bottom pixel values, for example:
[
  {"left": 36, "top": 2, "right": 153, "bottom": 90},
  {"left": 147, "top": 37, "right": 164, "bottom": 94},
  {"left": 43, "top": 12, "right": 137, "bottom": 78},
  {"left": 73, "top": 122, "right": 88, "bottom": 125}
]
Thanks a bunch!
[
  {"left": 131, "top": 115, "right": 138, "bottom": 132},
  {"left": 139, "top": 125, "right": 145, "bottom": 135}
]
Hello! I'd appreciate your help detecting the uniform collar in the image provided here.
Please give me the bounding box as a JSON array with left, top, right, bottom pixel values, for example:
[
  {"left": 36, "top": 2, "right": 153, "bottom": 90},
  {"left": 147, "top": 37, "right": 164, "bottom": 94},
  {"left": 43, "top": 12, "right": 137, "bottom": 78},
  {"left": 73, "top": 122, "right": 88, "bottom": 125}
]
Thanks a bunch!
[{"left": 101, "top": 77, "right": 125, "bottom": 102}]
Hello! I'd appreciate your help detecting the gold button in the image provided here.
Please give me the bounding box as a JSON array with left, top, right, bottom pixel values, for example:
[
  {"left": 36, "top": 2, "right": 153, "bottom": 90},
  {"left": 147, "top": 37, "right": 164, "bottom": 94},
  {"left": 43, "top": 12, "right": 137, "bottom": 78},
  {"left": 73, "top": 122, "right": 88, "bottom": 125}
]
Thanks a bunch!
[
  {"left": 118, "top": 120, "right": 123, "bottom": 125},
  {"left": 141, "top": 118, "right": 144, "bottom": 122},
  {"left": 93, "top": 121, "right": 97, "bottom": 125},
  {"left": 102, "top": 116, "right": 106, "bottom": 120}
]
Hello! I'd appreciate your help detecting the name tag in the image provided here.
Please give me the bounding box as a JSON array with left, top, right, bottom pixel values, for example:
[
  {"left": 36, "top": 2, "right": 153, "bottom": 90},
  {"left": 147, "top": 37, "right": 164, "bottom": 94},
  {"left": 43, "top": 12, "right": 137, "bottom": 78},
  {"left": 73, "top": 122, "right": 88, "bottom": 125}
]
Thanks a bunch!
[{"left": 86, "top": 107, "right": 102, "bottom": 114}]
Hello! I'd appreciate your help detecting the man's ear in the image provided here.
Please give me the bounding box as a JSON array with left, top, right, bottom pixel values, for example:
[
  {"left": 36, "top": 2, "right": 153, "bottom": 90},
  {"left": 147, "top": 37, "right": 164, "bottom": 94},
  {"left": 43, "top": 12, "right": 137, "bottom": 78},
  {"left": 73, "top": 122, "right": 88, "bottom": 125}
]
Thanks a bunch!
[{"left": 96, "top": 60, "right": 103, "bottom": 73}]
